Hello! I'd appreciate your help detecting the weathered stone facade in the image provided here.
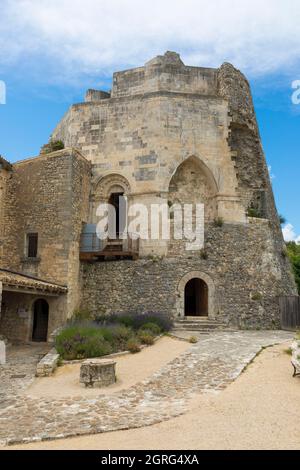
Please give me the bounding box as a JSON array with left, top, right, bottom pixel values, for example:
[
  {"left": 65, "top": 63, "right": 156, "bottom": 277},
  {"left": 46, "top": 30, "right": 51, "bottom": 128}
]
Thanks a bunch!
[
  {"left": 81, "top": 219, "right": 295, "bottom": 329},
  {"left": 0, "top": 51, "right": 297, "bottom": 340}
]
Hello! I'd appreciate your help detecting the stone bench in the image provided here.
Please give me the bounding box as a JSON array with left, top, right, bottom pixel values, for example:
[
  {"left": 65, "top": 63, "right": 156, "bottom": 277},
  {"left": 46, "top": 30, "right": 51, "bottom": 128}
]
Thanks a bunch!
[
  {"left": 36, "top": 348, "right": 60, "bottom": 377},
  {"left": 80, "top": 359, "right": 116, "bottom": 388}
]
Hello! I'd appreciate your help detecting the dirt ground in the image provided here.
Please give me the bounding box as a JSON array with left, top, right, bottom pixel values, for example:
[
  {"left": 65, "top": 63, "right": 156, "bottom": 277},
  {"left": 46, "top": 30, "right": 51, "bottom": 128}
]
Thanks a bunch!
[
  {"left": 4, "top": 342, "right": 300, "bottom": 450},
  {"left": 27, "top": 336, "right": 190, "bottom": 398}
]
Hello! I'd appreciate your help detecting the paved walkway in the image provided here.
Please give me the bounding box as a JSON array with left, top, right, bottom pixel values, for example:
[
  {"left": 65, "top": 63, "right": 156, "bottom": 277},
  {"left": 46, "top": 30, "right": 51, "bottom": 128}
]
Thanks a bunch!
[
  {"left": 0, "top": 343, "right": 50, "bottom": 411},
  {"left": 0, "top": 331, "right": 292, "bottom": 446}
]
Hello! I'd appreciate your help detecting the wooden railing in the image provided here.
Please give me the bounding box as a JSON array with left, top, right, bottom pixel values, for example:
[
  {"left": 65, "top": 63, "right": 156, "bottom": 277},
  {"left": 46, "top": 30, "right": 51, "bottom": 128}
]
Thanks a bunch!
[{"left": 80, "top": 232, "right": 140, "bottom": 261}]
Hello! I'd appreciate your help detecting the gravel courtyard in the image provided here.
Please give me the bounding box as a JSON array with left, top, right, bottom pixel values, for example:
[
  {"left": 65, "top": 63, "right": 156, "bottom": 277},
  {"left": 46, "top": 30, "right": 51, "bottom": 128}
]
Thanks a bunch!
[{"left": 0, "top": 331, "right": 294, "bottom": 447}]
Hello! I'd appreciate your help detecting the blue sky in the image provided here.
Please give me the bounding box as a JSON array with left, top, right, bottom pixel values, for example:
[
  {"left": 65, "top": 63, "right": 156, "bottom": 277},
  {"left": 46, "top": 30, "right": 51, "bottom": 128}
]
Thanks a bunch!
[{"left": 0, "top": 0, "right": 299, "bottom": 240}]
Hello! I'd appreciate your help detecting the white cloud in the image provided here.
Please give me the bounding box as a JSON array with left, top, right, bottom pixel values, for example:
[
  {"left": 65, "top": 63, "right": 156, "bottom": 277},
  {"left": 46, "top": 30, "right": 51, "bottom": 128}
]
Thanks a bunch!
[
  {"left": 282, "top": 223, "right": 300, "bottom": 243},
  {"left": 1, "top": 0, "right": 300, "bottom": 84},
  {"left": 268, "top": 165, "right": 275, "bottom": 181}
]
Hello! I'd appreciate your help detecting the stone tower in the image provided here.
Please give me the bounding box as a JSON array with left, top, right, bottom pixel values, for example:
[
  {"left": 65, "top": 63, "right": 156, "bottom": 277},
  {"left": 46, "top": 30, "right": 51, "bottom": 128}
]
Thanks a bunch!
[{"left": 48, "top": 51, "right": 296, "bottom": 328}]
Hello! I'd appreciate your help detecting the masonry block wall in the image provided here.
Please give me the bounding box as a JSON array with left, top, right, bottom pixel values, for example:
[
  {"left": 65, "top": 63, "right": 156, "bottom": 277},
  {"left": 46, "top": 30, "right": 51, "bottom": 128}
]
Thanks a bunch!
[
  {"left": 0, "top": 160, "right": 12, "bottom": 261},
  {"left": 80, "top": 220, "right": 296, "bottom": 329},
  {"left": 50, "top": 51, "right": 298, "bottom": 327},
  {"left": 1, "top": 149, "right": 91, "bottom": 320}
]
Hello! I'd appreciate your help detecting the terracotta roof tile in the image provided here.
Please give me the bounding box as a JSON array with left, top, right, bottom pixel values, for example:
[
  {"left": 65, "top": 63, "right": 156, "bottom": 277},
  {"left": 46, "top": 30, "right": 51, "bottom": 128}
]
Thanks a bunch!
[{"left": 0, "top": 269, "right": 67, "bottom": 294}]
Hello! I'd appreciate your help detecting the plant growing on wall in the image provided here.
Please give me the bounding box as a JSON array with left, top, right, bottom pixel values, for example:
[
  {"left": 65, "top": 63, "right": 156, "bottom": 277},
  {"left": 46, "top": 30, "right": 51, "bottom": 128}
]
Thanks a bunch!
[
  {"left": 247, "top": 207, "right": 262, "bottom": 218},
  {"left": 213, "top": 217, "right": 224, "bottom": 227},
  {"left": 41, "top": 139, "right": 65, "bottom": 154},
  {"left": 286, "top": 242, "right": 300, "bottom": 294}
]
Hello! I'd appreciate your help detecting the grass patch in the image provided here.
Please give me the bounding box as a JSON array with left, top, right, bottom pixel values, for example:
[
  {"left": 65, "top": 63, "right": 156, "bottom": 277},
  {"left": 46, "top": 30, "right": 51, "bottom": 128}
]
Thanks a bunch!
[{"left": 284, "top": 348, "right": 293, "bottom": 356}]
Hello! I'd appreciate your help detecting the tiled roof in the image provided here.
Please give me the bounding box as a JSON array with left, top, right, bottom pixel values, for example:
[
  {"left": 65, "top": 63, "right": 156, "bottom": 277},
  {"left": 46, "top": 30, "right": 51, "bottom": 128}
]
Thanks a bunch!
[{"left": 0, "top": 269, "right": 67, "bottom": 294}]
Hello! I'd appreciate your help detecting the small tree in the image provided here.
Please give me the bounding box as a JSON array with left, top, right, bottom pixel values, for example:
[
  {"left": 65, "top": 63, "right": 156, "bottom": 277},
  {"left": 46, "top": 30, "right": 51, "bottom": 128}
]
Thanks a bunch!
[
  {"left": 41, "top": 140, "right": 65, "bottom": 154},
  {"left": 286, "top": 242, "right": 300, "bottom": 294}
]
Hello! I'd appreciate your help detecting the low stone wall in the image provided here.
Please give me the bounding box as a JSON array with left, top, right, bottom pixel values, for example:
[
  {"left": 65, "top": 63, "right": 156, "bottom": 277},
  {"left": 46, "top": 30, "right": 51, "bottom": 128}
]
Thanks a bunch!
[
  {"left": 36, "top": 348, "right": 60, "bottom": 377},
  {"left": 80, "top": 221, "right": 296, "bottom": 329}
]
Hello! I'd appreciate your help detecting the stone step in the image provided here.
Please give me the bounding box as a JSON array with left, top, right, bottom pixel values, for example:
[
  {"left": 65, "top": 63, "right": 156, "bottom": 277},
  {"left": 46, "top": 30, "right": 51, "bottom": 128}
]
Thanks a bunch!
[
  {"left": 173, "top": 318, "right": 225, "bottom": 331},
  {"left": 104, "top": 244, "right": 123, "bottom": 252}
]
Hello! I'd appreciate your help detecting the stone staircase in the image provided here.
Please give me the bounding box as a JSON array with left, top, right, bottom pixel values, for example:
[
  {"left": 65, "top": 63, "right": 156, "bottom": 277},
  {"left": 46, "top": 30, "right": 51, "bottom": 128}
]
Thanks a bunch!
[{"left": 173, "top": 316, "right": 226, "bottom": 332}]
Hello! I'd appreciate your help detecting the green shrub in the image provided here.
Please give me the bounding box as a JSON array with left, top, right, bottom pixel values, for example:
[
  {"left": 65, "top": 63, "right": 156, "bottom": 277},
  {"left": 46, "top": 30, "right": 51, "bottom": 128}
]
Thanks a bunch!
[
  {"left": 55, "top": 325, "right": 112, "bottom": 360},
  {"left": 96, "top": 326, "right": 114, "bottom": 343},
  {"left": 279, "top": 215, "right": 286, "bottom": 225},
  {"left": 131, "top": 312, "right": 173, "bottom": 331},
  {"left": 127, "top": 339, "right": 141, "bottom": 354},
  {"left": 97, "top": 312, "right": 173, "bottom": 332},
  {"left": 251, "top": 292, "right": 262, "bottom": 301},
  {"left": 140, "top": 322, "right": 161, "bottom": 335},
  {"left": 81, "top": 335, "right": 113, "bottom": 359},
  {"left": 110, "top": 325, "right": 133, "bottom": 349},
  {"left": 200, "top": 249, "right": 208, "bottom": 260},
  {"left": 41, "top": 140, "right": 65, "bottom": 154},
  {"left": 138, "top": 331, "right": 155, "bottom": 345},
  {"left": 213, "top": 217, "right": 224, "bottom": 227},
  {"left": 189, "top": 336, "right": 198, "bottom": 344},
  {"left": 286, "top": 242, "right": 300, "bottom": 294}
]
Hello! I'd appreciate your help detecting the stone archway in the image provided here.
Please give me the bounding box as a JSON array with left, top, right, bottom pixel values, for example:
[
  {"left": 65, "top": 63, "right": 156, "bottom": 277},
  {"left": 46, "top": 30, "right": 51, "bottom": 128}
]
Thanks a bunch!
[
  {"left": 90, "top": 173, "right": 131, "bottom": 224},
  {"left": 176, "top": 271, "right": 216, "bottom": 319},
  {"left": 93, "top": 173, "right": 131, "bottom": 201},
  {"left": 167, "top": 155, "right": 218, "bottom": 222},
  {"left": 184, "top": 278, "right": 208, "bottom": 317}
]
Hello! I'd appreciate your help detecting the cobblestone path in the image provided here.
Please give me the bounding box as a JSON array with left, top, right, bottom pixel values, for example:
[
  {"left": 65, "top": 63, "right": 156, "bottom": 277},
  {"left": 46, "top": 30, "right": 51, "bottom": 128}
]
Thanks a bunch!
[{"left": 0, "top": 331, "right": 292, "bottom": 446}]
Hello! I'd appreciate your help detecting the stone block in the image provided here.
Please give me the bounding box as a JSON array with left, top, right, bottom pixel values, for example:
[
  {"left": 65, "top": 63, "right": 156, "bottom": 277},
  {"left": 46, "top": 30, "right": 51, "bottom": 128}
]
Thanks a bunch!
[{"left": 80, "top": 359, "right": 116, "bottom": 388}]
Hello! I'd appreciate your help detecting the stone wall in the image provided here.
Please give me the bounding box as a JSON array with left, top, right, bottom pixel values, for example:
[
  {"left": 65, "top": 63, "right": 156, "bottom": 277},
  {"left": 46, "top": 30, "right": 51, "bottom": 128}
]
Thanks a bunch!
[
  {"left": 0, "top": 161, "right": 12, "bottom": 261},
  {"left": 0, "top": 291, "right": 66, "bottom": 342},
  {"left": 80, "top": 220, "right": 296, "bottom": 329},
  {"left": 1, "top": 148, "right": 91, "bottom": 321},
  {"left": 111, "top": 51, "right": 218, "bottom": 98}
]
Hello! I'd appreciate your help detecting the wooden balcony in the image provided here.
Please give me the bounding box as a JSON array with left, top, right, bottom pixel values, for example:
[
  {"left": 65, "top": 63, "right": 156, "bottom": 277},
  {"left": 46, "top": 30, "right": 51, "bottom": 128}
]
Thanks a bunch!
[{"left": 80, "top": 232, "right": 140, "bottom": 262}]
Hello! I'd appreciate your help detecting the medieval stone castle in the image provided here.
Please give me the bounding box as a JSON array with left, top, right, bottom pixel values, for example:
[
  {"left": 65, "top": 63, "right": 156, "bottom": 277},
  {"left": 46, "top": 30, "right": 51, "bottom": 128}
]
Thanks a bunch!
[{"left": 0, "top": 51, "right": 297, "bottom": 342}]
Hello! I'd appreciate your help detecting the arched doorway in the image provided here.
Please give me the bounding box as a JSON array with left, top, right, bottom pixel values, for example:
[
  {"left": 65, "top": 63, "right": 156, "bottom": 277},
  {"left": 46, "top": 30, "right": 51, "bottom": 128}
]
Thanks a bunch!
[
  {"left": 32, "top": 299, "right": 49, "bottom": 342},
  {"left": 108, "top": 192, "right": 126, "bottom": 238},
  {"left": 184, "top": 278, "right": 208, "bottom": 317}
]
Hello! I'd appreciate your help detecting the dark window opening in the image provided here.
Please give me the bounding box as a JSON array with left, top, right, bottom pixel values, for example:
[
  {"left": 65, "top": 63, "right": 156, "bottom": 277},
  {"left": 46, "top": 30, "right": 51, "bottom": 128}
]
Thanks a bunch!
[{"left": 27, "top": 233, "right": 38, "bottom": 258}]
